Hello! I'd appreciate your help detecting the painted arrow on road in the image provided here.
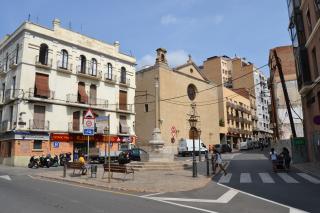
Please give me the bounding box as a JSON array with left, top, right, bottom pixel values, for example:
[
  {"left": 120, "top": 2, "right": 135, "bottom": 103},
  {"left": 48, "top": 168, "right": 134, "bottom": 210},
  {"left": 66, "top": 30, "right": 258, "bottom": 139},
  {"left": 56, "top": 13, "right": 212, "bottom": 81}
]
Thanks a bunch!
[{"left": 0, "top": 175, "right": 12, "bottom": 181}]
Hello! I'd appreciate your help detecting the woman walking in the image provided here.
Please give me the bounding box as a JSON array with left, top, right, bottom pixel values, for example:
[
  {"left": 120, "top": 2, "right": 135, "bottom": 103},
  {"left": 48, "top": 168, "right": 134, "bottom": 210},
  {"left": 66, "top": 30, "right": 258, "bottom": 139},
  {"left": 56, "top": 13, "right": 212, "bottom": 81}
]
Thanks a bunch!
[{"left": 213, "top": 149, "right": 227, "bottom": 175}]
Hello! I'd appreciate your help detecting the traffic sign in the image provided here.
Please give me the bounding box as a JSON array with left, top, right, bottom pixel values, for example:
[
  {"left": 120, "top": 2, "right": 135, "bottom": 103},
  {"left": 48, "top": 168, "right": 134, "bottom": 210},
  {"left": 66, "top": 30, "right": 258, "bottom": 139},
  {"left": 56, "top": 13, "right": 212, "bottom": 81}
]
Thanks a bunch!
[
  {"left": 84, "top": 118, "right": 95, "bottom": 129},
  {"left": 84, "top": 109, "right": 95, "bottom": 119},
  {"left": 83, "top": 129, "right": 94, "bottom": 136},
  {"left": 53, "top": 141, "right": 60, "bottom": 148}
]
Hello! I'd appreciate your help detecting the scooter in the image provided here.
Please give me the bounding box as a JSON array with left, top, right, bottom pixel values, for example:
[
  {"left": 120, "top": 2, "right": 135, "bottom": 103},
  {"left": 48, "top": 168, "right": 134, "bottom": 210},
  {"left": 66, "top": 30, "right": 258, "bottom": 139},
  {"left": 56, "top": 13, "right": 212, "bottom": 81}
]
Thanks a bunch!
[
  {"left": 28, "top": 156, "right": 39, "bottom": 169},
  {"left": 50, "top": 155, "right": 59, "bottom": 167},
  {"left": 59, "top": 153, "right": 66, "bottom": 166}
]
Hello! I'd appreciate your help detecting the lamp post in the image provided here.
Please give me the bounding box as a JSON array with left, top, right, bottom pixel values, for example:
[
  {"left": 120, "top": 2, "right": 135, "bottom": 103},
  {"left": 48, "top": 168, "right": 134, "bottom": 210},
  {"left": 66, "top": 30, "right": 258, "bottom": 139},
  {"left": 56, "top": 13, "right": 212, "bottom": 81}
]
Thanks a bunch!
[
  {"left": 189, "top": 114, "right": 198, "bottom": 178},
  {"left": 198, "top": 129, "right": 202, "bottom": 162}
]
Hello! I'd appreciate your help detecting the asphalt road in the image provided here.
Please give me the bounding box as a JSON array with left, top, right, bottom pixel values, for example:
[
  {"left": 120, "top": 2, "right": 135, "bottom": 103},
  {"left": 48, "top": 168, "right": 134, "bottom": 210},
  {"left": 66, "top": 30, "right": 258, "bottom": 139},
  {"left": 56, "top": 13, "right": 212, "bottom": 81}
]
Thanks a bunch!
[{"left": 0, "top": 150, "right": 319, "bottom": 213}]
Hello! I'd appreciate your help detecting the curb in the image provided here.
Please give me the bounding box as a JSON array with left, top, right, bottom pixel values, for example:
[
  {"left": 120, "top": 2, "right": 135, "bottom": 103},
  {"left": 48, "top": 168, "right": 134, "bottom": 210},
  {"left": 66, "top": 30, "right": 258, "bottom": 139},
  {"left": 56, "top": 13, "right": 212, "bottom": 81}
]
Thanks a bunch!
[{"left": 33, "top": 172, "right": 213, "bottom": 194}]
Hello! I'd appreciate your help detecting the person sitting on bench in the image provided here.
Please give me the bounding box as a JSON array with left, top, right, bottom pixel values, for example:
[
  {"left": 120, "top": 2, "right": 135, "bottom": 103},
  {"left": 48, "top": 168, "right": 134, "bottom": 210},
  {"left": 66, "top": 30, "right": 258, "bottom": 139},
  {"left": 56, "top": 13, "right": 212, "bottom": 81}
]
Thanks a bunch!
[{"left": 79, "top": 154, "right": 88, "bottom": 175}]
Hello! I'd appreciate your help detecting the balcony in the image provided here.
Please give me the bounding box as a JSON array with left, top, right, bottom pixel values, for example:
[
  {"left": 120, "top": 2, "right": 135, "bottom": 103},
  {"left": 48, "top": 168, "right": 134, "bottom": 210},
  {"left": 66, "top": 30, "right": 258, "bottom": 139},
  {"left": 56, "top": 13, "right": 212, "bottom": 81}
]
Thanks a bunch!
[
  {"left": 29, "top": 88, "right": 55, "bottom": 100},
  {"left": 104, "top": 73, "right": 117, "bottom": 84},
  {"left": 68, "top": 122, "right": 81, "bottom": 132},
  {"left": 66, "top": 94, "right": 109, "bottom": 109},
  {"left": 76, "top": 66, "right": 102, "bottom": 80},
  {"left": 4, "top": 89, "right": 19, "bottom": 102},
  {"left": 29, "top": 119, "right": 49, "bottom": 130},
  {"left": 118, "top": 76, "right": 130, "bottom": 87},
  {"left": 228, "top": 127, "right": 240, "bottom": 134},
  {"left": 116, "top": 103, "right": 133, "bottom": 113},
  {"left": 250, "top": 102, "right": 257, "bottom": 110},
  {"left": 9, "top": 56, "right": 17, "bottom": 70},
  {"left": 117, "top": 126, "right": 130, "bottom": 135},
  {"left": 0, "top": 64, "right": 6, "bottom": 76},
  {"left": 35, "top": 55, "right": 52, "bottom": 69},
  {"left": 0, "top": 120, "right": 12, "bottom": 132},
  {"left": 226, "top": 101, "right": 235, "bottom": 108},
  {"left": 252, "top": 115, "right": 258, "bottom": 120},
  {"left": 57, "top": 61, "right": 73, "bottom": 74}
]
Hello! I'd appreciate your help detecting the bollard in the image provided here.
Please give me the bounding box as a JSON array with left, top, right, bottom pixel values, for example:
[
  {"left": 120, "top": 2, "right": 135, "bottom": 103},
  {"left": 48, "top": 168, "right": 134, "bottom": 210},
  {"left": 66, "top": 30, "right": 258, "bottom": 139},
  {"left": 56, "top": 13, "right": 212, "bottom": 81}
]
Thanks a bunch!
[
  {"left": 63, "top": 163, "right": 67, "bottom": 178},
  {"left": 205, "top": 152, "right": 209, "bottom": 176}
]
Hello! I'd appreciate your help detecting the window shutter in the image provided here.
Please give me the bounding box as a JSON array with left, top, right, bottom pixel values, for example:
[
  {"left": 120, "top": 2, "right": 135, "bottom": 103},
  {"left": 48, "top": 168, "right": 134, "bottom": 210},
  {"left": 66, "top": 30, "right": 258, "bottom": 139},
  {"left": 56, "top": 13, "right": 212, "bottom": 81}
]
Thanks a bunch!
[
  {"left": 78, "top": 83, "right": 88, "bottom": 103},
  {"left": 90, "top": 85, "right": 97, "bottom": 105},
  {"left": 35, "top": 73, "right": 50, "bottom": 98},
  {"left": 34, "top": 105, "right": 45, "bottom": 129},
  {"left": 73, "top": 111, "right": 80, "bottom": 131},
  {"left": 119, "top": 91, "right": 127, "bottom": 110}
]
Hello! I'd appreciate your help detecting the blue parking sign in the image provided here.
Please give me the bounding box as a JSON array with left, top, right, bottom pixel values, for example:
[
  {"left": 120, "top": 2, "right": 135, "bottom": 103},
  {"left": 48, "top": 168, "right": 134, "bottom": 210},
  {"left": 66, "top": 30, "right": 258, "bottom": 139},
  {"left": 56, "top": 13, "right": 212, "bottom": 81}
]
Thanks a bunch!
[
  {"left": 83, "top": 129, "right": 94, "bottom": 136},
  {"left": 53, "top": 141, "right": 59, "bottom": 148}
]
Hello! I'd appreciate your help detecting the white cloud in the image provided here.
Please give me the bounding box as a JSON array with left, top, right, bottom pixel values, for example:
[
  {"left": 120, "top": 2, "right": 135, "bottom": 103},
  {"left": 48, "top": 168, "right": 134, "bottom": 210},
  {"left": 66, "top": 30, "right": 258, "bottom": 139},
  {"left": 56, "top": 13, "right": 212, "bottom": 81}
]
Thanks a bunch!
[
  {"left": 137, "top": 54, "right": 155, "bottom": 70},
  {"left": 160, "top": 14, "right": 178, "bottom": 25},
  {"left": 137, "top": 49, "right": 189, "bottom": 70},
  {"left": 167, "top": 50, "right": 189, "bottom": 67},
  {"left": 211, "top": 15, "right": 224, "bottom": 25}
]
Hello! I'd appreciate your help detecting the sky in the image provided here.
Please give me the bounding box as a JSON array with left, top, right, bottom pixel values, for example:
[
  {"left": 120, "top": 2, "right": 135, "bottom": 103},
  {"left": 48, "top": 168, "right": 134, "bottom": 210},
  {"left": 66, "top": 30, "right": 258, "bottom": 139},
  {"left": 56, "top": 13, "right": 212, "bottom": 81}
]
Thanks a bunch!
[{"left": 0, "top": 0, "right": 292, "bottom": 76}]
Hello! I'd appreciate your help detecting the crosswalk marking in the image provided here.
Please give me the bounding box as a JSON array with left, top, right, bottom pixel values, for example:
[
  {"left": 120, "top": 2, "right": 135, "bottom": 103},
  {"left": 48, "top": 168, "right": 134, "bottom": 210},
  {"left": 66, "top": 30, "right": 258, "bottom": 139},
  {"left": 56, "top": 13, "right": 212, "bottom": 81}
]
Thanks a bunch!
[
  {"left": 240, "top": 173, "right": 251, "bottom": 183},
  {"left": 277, "top": 173, "right": 299, "bottom": 183},
  {"left": 218, "top": 173, "right": 232, "bottom": 183},
  {"left": 258, "top": 173, "right": 275, "bottom": 183},
  {"left": 297, "top": 173, "right": 320, "bottom": 184}
]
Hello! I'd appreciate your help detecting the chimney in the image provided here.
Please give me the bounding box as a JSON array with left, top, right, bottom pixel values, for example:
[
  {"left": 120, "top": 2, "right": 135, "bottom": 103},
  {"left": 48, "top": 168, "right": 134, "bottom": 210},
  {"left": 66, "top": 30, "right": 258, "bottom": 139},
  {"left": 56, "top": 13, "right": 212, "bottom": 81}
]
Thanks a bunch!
[
  {"left": 114, "top": 41, "right": 120, "bottom": 52},
  {"left": 52, "top": 18, "right": 61, "bottom": 30}
]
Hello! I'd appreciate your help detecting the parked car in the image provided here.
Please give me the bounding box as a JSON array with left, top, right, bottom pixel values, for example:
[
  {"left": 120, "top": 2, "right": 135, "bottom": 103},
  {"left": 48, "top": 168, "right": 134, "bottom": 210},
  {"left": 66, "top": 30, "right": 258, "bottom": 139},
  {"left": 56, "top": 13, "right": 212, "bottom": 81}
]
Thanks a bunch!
[
  {"left": 240, "top": 139, "right": 253, "bottom": 150},
  {"left": 253, "top": 141, "right": 260, "bottom": 149},
  {"left": 178, "top": 139, "right": 208, "bottom": 156},
  {"left": 118, "top": 148, "right": 149, "bottom": 164},
  {"left": 214, "top": 144, "right": 232, "bottom": 153}
]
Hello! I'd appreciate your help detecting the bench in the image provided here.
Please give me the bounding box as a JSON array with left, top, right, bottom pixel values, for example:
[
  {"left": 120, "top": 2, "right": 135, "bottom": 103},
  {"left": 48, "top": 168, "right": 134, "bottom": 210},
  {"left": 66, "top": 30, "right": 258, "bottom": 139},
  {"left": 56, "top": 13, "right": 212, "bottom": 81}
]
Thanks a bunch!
[
  {"left": 66, "top": 162, "right": 87, "bottom": 175},
  {"left": 102, "top": 163, "right": 134, "bottom": 180}
]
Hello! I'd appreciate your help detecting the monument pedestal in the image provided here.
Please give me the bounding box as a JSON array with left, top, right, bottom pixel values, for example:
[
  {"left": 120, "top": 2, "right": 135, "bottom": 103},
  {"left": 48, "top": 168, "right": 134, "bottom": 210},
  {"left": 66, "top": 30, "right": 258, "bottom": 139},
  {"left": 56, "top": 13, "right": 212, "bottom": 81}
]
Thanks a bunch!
[{"left": 148, "top": 128, "right": 174, "bottom": 162}]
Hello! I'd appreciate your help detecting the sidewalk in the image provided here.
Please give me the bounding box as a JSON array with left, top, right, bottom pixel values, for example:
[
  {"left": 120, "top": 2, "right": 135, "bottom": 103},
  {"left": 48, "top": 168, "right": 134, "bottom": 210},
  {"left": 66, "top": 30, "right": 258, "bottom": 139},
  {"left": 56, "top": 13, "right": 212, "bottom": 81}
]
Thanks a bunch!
[
  {"left": 34, "top": 166, "right": 214, "bottom": 193},
  {"left": 293, "top": 162, "right": 320, "bottom": 178}
]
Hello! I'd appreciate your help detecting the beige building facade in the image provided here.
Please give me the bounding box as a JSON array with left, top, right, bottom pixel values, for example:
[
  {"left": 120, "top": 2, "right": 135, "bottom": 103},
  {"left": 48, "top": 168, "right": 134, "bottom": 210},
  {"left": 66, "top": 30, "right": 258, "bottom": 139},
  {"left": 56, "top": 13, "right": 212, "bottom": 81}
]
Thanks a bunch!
[{"left": 135, "top": 49, "right": 220, "bottom": 152}]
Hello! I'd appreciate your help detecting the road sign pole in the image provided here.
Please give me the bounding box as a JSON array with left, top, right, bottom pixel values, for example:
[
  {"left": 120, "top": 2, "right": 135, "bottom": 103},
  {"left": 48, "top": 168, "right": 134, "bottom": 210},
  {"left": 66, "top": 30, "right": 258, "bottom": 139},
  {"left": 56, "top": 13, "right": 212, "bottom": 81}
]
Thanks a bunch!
[{"left": 87, "top": 135, "right": 90, "bottom": 162}]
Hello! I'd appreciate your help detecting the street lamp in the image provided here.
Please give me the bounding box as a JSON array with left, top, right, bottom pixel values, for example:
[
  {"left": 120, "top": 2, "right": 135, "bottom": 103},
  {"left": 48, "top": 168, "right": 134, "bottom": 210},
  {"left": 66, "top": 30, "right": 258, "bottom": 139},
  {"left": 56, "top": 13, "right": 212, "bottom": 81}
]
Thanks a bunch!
[
  {"left": 188, "top": 115, "right": 198, "bottom": 178},
  {"left": 198, "top": 129, "right": 202, "bottom": 162}
]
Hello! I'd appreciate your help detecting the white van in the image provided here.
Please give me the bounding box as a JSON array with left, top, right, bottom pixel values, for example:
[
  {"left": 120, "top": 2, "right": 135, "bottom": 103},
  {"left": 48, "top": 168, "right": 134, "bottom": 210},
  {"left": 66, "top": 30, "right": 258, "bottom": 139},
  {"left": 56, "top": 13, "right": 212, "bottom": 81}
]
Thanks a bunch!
[{"left": 178, "top": 139, "right": 208, "bottom": 156}]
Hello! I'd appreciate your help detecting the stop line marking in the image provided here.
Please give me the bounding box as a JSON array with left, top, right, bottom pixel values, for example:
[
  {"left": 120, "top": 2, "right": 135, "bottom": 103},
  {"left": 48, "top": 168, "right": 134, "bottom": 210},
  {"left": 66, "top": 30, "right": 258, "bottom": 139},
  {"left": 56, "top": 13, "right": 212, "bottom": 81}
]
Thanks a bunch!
[{"left": 0, "top": 175, "right": 11, "bottom": 181}]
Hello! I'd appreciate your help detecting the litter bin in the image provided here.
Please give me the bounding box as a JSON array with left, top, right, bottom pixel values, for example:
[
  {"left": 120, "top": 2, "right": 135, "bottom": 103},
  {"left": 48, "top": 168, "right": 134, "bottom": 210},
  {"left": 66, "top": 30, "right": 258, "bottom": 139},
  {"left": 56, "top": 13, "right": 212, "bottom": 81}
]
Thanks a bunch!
[{"left": 91, "top": 165, "right": 97, "bottom": 178}]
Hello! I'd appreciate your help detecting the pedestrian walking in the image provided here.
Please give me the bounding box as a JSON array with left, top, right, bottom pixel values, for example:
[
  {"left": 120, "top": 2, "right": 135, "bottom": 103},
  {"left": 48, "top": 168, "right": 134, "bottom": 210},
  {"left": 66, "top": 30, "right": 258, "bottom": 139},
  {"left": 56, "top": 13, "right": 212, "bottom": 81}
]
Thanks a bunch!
[
  {"left": 281, "top": 147, "right": 291, "bottom": 170},
  {"left": 213, "top": 149, "right": 227, "bottom": 175},
  {"left": 270, "top": 148, "right": 277, "bottom": 172},
  {"left": 260, "top": 140, "right": 264, "bottom": 151},
  {"left": 73, "top": 148, "right": 79, "bottom": 162}
]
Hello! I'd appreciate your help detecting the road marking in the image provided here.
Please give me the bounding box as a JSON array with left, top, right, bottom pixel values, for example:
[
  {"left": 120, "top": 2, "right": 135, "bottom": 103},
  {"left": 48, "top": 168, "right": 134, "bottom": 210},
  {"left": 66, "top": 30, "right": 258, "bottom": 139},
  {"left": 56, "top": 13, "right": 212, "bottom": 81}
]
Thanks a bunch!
[
  {"left": 0, "top": 175, "right": 11, "bottom": 181},
  {"left": 147, "top": 189, "right": 238, "bottom": 204},
  {"left": 218, "top": 173, "right": 232, "bottom": 183},
  {"left": 278, "top": 173, "right": 298, "bottom": 183},
  {"left": 141, "top": 192, "right": 164, "bottom": 197},
  {"left": 297, "top": 173, "right": 320, "bottom": 184},
  {"left": 259, "top": 173, "right": 275, "bottom": 183},
  {"left": 240, "top": 173, "right": 251, "bottom": 183},
  {"left": 217, "top": 183, "right": 308, "bottom": 213}
]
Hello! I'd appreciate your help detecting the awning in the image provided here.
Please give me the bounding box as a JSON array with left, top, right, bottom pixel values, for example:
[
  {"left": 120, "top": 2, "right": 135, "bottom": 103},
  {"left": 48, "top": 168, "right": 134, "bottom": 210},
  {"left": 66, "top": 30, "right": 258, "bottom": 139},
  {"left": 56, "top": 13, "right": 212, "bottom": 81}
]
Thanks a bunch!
[
  {"left": 35, "top": 73, "right": 50, "bottom": 97},
  {"left": 119, "top": 119, "right": 129, "bottom": 134}
]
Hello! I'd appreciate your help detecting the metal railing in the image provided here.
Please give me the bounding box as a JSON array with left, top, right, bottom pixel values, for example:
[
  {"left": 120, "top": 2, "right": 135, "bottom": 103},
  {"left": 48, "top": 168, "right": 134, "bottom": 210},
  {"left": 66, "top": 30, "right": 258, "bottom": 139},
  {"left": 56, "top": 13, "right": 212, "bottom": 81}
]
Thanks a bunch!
[
  {"left": 9, "top": 55, "right": 18, "bottom": 69},
  {"left": 57, "top": 60, "right": 73, "bottom": 72},
  {"left": 118, "top": 76, "right": 130, "bottom": 86},
  {"left": 35, "top": 55, "right": 53, "bottom": 68},
  {"left": 117, "top": 126, "right": 130, "bottom": 135},
  {"left": 116, "top": 103, "right": 133, "bottom": 112},
  {"left": 76, "top": 65, "right": 102, "bottom": 79},
  {"left": 29, "top": 88, "right": 55, "bottom": 99},
  {"left": 66, "top": 94, "right": 109, "bottom": 109},
  {"left": 104, "top": 73, "right": 117, "bottom": 83},
  {"left": 29, "top": 119, "right": 49, "bottom": 130},
  {"left": 68, "top": 122, "right": 80, "bottom": 132}
]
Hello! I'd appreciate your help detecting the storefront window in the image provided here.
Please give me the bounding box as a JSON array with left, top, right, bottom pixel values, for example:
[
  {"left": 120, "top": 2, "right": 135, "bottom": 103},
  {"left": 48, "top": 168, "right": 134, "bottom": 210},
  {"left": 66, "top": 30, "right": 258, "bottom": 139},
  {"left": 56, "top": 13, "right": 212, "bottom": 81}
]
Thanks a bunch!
[{"left": 33, "top": 140, "right": 42, "bottom": 150}]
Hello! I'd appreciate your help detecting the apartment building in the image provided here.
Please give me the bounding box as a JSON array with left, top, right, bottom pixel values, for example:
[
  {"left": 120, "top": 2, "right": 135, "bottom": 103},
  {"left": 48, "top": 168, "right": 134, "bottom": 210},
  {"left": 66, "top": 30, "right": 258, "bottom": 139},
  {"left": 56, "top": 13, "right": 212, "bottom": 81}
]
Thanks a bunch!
[
  {"left": 202, "top": 56, "right": 270, "bottom": 142},
  {"left": 287, "top": 0, "right": 320, "bottom": 162},
  {"left": 268, "top": 45, "right": 304, "bottom": 140},
  {"left": 0, "top": 19, "right": 136, "bottom": 166},
  {"left": 135, "top": 48, "right": 220, "bottom": 153}
]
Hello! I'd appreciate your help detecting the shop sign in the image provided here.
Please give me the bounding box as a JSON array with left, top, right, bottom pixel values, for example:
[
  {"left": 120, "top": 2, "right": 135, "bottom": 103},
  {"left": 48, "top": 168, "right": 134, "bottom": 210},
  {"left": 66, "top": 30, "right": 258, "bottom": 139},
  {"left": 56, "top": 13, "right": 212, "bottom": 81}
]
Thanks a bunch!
[
  {"left": 15, "top": 132, "right": 49, "bottom": 140},
  {"left": 96, "top": 115, "right": 110, "bottom": 134},
  {"left": 50, "top": 133, "right": 132, "bottom": 143}
]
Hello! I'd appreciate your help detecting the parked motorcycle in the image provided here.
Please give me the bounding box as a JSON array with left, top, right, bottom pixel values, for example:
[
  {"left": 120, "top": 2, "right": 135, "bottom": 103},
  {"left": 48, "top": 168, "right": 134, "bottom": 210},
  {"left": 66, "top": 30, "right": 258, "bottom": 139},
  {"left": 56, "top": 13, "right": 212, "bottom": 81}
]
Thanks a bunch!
[
  {"left": 38, "top": 155, "right": 46, "bottom": 168},
  {"left": 59, "top": 152, "right": 72, "bottom": 166},
  {"left": 50, "top": 155, "right": 59, "bottom": 167},
  {"left": 28, "top": 156, "right": 39, "bottom": 169}
]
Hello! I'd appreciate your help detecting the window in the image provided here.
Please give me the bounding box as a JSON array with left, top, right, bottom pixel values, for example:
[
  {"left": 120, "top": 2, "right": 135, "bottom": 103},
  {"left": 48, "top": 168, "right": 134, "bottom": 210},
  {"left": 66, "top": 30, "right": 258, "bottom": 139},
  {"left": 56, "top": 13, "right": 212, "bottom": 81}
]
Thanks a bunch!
[
  {"left": 119, "top": 90, "right": 127, "bottom": 110},
  {"left": 107, "top": 63, "right": 113, "bottom": 79},
  {"left": 33, "top": 105, "right": 45, "bottom": 129},
  {"left": 306, "top": 8, "right": 312, "bottom": 34},
  {"left": 15, "top": 44, "right": 19, "bottom": 64},
  {"left": 35, "top": 73, "right": 50, "bottom": 98},
  {"left": 33, "top": 140, "right": 42, "bottom": 150},
  {"left": 312, "top": 47, "right": 319, "bottom": 78},
  {"left": 72, "top": 111, "right": 80, "bottom": 131},
  {"left": 60, "top": 49, "right": 68, "bottom": 69},
  {"left": 144, "top": 104, "right": 149, "bottom": 112},
  {"left": 9, "top": 105, "right": 13, "bottom": 129},
  {"left": 0, "top": 110, "right": 2, "bottom": 122},
  {"left": 12, "top": 76, "right": 16, "bottom": 98},
  {"left": 119, "top": 115, "right": 129, "bottom": 134},
  {"left": 89, "top": 84, "right": 97, "bottom": 105},
  {"left": 80, "top": 55, "right": 86, "bottom": 73},
  {"left": 2, "top": 83, "right": 5, "bottom": 102},
  {"left": 78, "top": 82, "right": 88, "bottom": 104},
  {"left": 39, "top": 43, "right": 49, "bottom": 65},
  {"left": 5, "top": 52, "right": 8, "bottom": 71},
  {"left": 120, "top": 67, "right": 126, "bottom": 84},
  {"left": 90, "top": 58, "right": 97, "bottom": 76}
]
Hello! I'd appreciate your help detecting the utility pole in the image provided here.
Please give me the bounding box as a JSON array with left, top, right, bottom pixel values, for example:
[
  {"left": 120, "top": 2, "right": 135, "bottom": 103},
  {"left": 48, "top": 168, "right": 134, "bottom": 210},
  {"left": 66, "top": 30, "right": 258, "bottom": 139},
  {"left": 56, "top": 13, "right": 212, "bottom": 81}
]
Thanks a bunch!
[{"left": 273, "top": 49, "right": 297, "bottom": 138}]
